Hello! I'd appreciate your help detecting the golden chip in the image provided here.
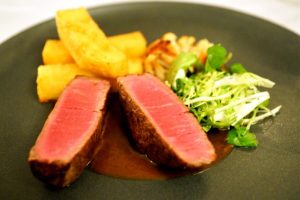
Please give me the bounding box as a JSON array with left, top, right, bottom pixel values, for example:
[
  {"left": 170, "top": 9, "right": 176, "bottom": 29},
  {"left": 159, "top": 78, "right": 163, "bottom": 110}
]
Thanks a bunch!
[{"left": 56, "top": 7, "right": 128, "bottom": 78}]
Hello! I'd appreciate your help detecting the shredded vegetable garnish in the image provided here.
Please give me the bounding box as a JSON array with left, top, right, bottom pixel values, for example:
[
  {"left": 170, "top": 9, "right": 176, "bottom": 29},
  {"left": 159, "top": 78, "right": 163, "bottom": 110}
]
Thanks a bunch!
[{"left": 166, "top": 44, "right": 281, "bottom": 147}]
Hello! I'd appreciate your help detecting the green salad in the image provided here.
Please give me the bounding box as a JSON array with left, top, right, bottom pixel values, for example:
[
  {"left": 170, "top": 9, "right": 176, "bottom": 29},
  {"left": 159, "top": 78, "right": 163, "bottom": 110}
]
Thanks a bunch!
[{"left": 166, "top": 44, "right": 281, "bottom": 147}]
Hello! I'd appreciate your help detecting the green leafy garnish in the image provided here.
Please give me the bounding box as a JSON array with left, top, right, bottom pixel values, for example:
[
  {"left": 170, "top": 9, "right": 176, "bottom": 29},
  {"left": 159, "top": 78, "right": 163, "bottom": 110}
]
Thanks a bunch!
[
  {"left": 166, "top": 44, "right": 281, "bottom": 148},
  {"left": 227, "top": 127, "right": 257, "bottom": 147},
  {"left": 166, "top": 52, "right": 200, "bottom": 89},
  {"left": 205, "top": 44, "right": 230, "bottom": 72},
  {"left": 230, "top": 63, "right": 247, "bottom": 74}
]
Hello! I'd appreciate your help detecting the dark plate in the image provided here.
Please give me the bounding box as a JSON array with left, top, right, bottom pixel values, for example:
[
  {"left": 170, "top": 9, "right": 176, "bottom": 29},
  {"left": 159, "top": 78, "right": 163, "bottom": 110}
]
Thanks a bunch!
[{"left": 0, "top": 2, "right": 299, "bottom": 200}]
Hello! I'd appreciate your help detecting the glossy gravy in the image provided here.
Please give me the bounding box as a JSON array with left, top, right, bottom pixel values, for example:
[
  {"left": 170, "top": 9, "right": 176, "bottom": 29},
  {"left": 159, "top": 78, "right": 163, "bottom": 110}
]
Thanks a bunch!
[{"left": 89, "top": 96, "right": 232, "bottom": 180}]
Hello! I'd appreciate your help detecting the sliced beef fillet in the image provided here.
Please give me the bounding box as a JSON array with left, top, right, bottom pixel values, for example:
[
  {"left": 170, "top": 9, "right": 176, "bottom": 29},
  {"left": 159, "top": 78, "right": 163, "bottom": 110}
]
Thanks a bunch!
[
  {"left": 28, "top": 77, "right": 111, "bottom": 187},
  {"left": 117, "top": 74, "right": 216, "bottom": 169}
]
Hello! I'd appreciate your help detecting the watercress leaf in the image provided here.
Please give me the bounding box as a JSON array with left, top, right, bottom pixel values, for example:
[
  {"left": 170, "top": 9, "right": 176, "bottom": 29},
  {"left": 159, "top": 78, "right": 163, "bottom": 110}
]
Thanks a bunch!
[
  {"left": 230, "top": 63, "right": 247, "bottom": 74},
  {"left": 227, "top": 127, "right": 258, "bottom": 147},
  {"left": 205, "top": 44, "right": 228, "bottom": 72}
]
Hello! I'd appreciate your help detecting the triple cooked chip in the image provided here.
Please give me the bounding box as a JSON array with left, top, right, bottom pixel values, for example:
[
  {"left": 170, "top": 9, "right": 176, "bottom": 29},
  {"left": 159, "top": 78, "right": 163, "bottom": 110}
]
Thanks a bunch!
[
  {"left": 36, "top": 64, "right": 94, "bottom": 102},
  {"left": 56, "top": 7, "right": 128, "bottom": 78}
]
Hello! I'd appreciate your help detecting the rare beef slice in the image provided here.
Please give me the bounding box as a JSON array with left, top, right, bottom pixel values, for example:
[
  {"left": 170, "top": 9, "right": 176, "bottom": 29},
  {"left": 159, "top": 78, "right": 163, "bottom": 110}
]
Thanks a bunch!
[
  {"left": 28, "top": 77, "right": 111, "bottom": 187},
  {"left": 117, "top": 74, "right": 216, "bottom": 169}
]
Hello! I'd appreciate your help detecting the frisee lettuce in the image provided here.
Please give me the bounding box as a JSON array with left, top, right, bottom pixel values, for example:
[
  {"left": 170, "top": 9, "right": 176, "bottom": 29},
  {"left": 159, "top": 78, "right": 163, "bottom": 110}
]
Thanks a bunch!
[{"left": 166, "top": 44, "right": 281, "bottom": 148}]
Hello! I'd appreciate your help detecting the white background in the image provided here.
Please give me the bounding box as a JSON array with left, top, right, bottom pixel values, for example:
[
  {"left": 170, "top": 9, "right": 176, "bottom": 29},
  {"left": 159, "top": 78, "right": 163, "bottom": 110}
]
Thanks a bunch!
[{"left": 0, "top": 0, "right": 299, "bottom": 44}]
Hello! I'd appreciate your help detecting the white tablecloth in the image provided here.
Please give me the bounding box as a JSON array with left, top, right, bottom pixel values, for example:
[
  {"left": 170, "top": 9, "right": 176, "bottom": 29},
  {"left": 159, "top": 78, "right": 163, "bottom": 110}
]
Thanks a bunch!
[{"left": 0, "top": 0, "right": 299, "bottom": 44}]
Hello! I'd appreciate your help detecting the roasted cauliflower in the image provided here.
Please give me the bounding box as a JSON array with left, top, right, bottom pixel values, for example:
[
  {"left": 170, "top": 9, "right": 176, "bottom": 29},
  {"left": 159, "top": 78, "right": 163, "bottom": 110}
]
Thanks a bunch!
[{"left": 144, "top": 32, "right": 213, "bottom": 80}]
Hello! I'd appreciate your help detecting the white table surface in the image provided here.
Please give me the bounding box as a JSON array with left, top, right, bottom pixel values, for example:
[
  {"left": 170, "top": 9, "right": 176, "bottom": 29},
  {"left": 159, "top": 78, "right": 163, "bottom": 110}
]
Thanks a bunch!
[{"left": 0, "top": 0, "right": 299, "bottom": 44}]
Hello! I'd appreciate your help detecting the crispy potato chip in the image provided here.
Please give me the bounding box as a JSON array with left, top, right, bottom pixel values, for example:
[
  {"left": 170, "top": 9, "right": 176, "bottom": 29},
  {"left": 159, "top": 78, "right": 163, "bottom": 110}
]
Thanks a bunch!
[
  {"left": 42, "top": 31, "right": 147, "bottom": 65},
  {"left": 108, "top": 31, "right": 147, "bottom": 57},
  {"left": 42, "top": 40, "right": 74, "bottom": 65},
  {"left": 56, "top": 7, "right": 128, "bottom": 78},
  {"left": 37, "top": 64, "right": 94, "bottom": 102},
  {"left": 128, "top": 57, "right": 144, "bottom": 75}
]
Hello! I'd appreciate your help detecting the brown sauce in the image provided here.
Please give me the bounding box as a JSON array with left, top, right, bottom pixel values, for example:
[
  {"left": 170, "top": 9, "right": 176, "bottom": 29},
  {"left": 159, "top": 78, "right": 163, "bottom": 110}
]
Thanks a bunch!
[{"left": 89, "top": 96, "right": 233, "bottom": 180}]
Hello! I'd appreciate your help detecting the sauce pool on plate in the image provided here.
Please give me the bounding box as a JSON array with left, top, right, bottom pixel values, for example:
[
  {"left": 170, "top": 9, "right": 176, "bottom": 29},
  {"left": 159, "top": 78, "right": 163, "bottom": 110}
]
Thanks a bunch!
[{"left": 89, "top": 95, "right": 232, "bottom": 180}]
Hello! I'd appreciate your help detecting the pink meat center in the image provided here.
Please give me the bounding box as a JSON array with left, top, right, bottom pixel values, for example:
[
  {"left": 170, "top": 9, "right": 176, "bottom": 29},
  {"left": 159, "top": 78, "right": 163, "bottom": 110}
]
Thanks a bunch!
[
  {"left": 34, "top": 78, "right": 108, "bottom": 161},
  {"left": 122, "top": 74, "right": 215, "bottom": 164}
]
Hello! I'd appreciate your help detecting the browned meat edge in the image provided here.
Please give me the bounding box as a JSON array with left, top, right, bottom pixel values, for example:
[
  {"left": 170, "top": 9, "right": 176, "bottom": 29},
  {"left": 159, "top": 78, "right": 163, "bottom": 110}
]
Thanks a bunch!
[
  {"left": 28, "top": 90, "right": 111, "bottom": 187},
  {"left": 118, "top": 82, "right": 203, "bottom": 169}
]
